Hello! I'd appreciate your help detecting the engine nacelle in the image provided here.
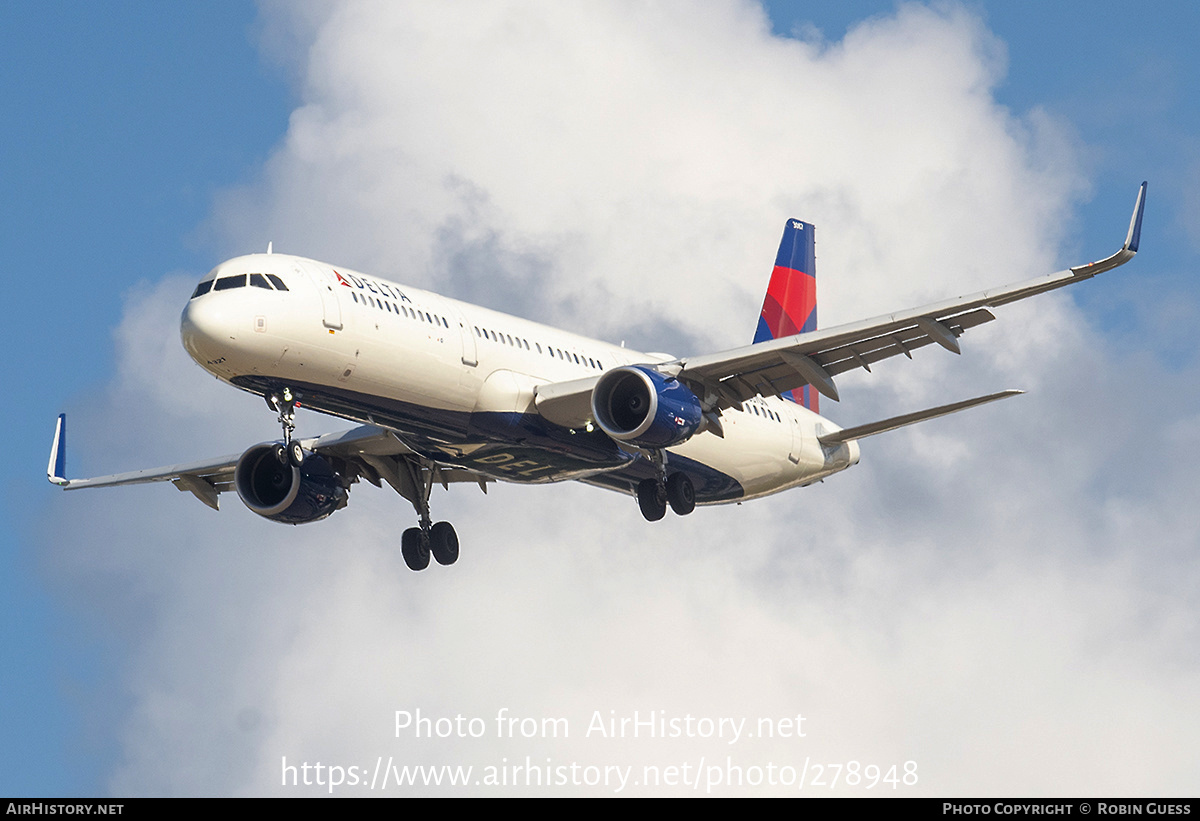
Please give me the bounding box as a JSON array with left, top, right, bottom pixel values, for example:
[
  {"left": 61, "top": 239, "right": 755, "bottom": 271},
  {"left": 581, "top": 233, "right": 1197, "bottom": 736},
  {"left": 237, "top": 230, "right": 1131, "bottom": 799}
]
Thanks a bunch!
[
  {"left": 234, "top": 443, "right": 349, "bottom": 525},
  {"left": 591, "top": 365, "right": 704, "bottom": 448}
]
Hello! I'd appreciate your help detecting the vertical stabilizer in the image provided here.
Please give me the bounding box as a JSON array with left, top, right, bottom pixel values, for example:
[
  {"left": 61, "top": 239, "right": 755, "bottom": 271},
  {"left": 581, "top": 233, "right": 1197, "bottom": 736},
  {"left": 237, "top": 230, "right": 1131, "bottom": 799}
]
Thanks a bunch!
[{"left": 755, "top": 219, "right": 818, "bottom": 410}]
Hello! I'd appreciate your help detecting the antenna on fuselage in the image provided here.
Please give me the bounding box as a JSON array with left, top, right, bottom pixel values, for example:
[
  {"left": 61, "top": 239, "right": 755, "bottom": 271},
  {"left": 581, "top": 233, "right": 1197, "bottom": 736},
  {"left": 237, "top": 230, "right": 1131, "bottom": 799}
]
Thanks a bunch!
[{"left": 267, "top": 242, "right": 273, "bottom": 254}]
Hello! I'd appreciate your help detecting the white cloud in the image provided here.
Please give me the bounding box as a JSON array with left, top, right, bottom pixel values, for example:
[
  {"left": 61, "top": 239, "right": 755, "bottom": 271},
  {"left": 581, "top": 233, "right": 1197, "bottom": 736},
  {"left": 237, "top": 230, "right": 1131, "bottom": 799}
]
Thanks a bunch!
[{"left": 49, "top": 0, "right": 1200, "bottom": 795}]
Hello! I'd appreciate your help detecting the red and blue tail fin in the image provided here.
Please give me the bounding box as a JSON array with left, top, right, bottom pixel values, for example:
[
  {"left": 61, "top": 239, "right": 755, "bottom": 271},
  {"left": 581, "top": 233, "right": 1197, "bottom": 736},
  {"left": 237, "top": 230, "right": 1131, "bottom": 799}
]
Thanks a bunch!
[{"left": 754, "top": 219, "right": 818, "bottom": 411}]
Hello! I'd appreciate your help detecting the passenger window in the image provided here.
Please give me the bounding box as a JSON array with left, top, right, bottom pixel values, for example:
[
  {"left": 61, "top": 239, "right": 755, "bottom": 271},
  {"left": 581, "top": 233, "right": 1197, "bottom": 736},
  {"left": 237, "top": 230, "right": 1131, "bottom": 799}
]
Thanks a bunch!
[
  {"left": 190, "top": 281, "right": 213, "bottom": 299},
  {"left": 214, "top": 274, "right": 246, "bottom": 291},
  {"left": 266, "top": 274, "right": 288, "bottom": 291}
]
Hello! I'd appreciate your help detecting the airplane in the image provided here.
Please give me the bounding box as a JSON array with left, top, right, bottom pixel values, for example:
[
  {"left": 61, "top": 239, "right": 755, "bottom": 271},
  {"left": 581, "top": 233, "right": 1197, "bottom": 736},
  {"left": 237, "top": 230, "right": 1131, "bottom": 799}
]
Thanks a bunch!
[{"left": 48, "top": 183, "right": 1146, "bottom": 571}]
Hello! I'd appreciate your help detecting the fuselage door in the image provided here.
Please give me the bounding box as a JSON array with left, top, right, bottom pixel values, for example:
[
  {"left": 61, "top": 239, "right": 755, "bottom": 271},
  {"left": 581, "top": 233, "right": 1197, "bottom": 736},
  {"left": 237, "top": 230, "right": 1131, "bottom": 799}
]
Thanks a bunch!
[
  {"left": 787, "top": 408, "right": 803, "bottom": 464},
  {"left": 297, "top": 261, "right": 343, "bottom": 330},
  {"left": 443, "top": 300, "right": 478, "bottom": 367}
]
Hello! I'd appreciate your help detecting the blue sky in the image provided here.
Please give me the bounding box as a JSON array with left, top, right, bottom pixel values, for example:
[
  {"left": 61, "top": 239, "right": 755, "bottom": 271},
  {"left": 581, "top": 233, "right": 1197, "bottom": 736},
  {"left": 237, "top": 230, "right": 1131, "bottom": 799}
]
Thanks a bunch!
[
  {"left": 1, "top": 2, "right": 288, "bottom": 793},
  {"left": 4, "top": 1, "right": 1198, "bottom": 796}
]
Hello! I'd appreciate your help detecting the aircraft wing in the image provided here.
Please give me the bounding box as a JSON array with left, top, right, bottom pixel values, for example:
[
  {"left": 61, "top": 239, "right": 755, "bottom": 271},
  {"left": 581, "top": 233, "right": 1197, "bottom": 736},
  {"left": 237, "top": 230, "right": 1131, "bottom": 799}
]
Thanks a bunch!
[
  {"left": 47, "top": 414, "right": 488, "bottom": 511},
  {"left": 534, "top": 182, "right": 1145, "bottom": 424},
  {"left": 672, "top": 182, "right": 1146, "bottom": 410}
]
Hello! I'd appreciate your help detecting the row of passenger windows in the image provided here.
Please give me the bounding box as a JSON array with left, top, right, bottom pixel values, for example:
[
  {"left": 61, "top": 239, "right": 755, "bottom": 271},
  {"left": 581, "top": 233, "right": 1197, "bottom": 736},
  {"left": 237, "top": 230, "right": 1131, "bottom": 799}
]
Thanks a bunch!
[
  {"left": 473, "top": 326, "right": 605, "bottom": 370},
  {"left": 351, "top": 287, "right": 605, "bottom": 371},
  {"left": 191, "top": 273, "right": 288, "bottom": 299},
  {"left": 351, "top": 290, "right": 450, "bottom": 328}
]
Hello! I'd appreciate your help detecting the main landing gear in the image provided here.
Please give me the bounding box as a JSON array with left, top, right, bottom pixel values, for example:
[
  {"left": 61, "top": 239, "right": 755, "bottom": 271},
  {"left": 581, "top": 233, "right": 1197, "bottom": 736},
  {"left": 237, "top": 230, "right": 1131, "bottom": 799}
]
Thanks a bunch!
[
  {"left": 636, "top": 450, "right": 696, "bottom": 522},
  {"left": 398, "top": 458, "right": 459, "bottom": 572},
  {"left": 267, "top": 387, "right": 306, "bottom": 468}
]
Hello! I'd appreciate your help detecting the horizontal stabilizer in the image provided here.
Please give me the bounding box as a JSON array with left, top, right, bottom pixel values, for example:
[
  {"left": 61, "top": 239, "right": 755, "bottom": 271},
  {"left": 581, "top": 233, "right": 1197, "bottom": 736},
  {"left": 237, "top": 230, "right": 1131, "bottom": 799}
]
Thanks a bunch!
[{"left": 817, "top": 390, "right": 1023, "bottom": 446}]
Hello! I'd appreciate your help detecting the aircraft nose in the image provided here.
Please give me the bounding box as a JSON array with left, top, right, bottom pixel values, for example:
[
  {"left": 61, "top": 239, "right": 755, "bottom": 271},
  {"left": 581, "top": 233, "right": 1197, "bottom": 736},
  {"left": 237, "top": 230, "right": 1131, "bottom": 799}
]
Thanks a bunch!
[{"left": 180, "top": 294, "right": 238, "bottom": 365}]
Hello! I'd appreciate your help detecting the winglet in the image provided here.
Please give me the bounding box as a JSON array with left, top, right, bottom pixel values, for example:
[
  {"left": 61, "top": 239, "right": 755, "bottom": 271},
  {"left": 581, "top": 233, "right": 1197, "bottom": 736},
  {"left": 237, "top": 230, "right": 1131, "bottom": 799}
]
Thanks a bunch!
[
  {"left": 1124, "top": 180, "right": 1147, "bottom": 253},
  {"left": 47, "top": 413, "right": 69, "bottom": 486},
  {"left": 1070, "top": 181, "right": 1146, "bottom": 277}
]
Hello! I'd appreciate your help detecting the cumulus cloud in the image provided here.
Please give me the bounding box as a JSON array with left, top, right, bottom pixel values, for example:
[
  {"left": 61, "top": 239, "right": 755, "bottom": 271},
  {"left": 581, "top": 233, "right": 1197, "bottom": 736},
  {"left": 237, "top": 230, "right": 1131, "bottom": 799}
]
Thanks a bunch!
[{"left": 48, "top": 0, "right": 1200, "bottom": 795}]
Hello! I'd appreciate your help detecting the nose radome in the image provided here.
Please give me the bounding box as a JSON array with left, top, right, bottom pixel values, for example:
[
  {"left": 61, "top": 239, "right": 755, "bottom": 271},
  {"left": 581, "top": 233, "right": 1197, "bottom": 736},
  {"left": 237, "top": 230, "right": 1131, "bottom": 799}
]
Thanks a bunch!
[{"left": 180, "top": 295, "right": 239, "bottom": 364}]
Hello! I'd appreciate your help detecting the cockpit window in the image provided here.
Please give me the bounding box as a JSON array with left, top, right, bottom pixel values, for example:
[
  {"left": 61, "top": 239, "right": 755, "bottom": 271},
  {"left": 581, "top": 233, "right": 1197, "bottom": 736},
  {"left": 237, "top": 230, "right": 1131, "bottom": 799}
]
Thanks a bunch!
[
  {"left": 214, "top": 274, "right": 247, "bottom": 291},
  {"left": 190, "top": 280, "right": 213, "bottom": 299},
  {"left": 249, "top": 273, "right": 272, "bottom": 290},
  {"left": 266, "top": 274, "right": 288, "bottom": 291}
]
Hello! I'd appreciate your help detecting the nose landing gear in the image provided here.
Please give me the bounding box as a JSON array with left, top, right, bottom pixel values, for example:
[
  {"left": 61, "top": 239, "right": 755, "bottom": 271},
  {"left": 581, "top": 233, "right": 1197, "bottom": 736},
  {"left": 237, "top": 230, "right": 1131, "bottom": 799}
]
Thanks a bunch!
[{"left": 268, "top": 388, "right": 306, "bottom": 468}]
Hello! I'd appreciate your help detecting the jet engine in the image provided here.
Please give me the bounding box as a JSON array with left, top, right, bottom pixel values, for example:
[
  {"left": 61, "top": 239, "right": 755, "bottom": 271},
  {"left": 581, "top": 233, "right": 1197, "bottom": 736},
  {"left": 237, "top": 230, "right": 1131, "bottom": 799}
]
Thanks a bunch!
[
  {"left": 591, "top": 365, "right": 704, "bottom": 448},
  {"left": 234, "top": 443, "right": 349, "bottom": 524}
]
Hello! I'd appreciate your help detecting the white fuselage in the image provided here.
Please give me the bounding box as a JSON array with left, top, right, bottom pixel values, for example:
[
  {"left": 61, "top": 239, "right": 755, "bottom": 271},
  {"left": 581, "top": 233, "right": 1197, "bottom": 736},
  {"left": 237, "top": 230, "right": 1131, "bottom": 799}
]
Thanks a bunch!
[{"left": 180, "top": 253, "right": 859, "bottom": 504}]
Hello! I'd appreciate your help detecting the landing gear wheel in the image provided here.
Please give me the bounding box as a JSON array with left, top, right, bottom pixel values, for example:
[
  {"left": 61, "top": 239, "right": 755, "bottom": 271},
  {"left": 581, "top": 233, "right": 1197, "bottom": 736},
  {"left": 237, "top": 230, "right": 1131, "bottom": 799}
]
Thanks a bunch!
[
  {"left": 430, "top": 522, "right": 460, "bottom": 566},
  {"left": 401, "top": 527, "right": 430, "bottom": 571},
  {"left": 637, "top": 478, "right": 667, "bottom": 522},
  {"left": 273, "top": 443, "right": 289, "bottom": 466},
  {"left": 666, "top": 472, "right": 696, "bottom": 516},
  {"left": 288, "top": 440, "right": 306, "bottom": 468}
]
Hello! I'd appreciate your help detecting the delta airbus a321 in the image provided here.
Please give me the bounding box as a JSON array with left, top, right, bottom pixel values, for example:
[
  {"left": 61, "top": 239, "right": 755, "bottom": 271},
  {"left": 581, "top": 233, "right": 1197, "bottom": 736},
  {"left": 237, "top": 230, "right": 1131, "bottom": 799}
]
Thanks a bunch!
[{"left": 48, "top": 184, "right": 1146, "bottom": 571}]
